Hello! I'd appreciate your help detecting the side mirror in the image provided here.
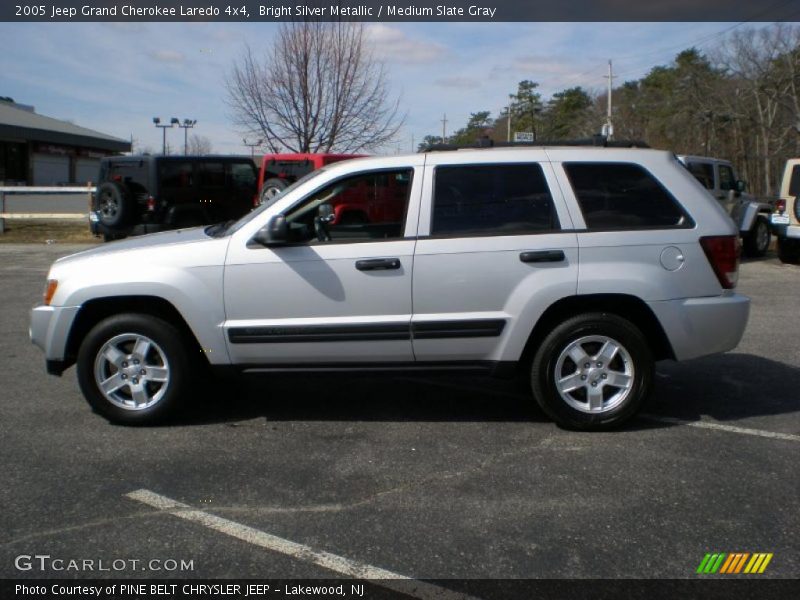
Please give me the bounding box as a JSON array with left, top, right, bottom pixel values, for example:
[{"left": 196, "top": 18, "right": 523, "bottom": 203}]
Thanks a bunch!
[
  {"left": 735, "top": 180, "right": 746, "bottom": 193},
  {"left": 253, "top": 215, "right": 289, "bottom": 246}
]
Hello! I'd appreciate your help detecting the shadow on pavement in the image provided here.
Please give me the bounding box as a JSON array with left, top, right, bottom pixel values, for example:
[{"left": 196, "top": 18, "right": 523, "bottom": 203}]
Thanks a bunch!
[{"left": 174, "top": 353, "right": 800, "bottom": 430}]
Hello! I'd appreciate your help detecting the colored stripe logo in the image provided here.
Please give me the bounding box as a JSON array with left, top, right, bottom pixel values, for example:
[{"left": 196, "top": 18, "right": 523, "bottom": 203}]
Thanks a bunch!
[{"left": 696, "top": 552, "right": 773, "bottom": 574}]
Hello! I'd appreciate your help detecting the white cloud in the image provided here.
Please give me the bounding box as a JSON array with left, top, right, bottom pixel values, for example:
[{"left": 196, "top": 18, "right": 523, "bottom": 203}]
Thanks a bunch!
[{"left": 366, "top": 24, "right": 446, "bottom": 64}]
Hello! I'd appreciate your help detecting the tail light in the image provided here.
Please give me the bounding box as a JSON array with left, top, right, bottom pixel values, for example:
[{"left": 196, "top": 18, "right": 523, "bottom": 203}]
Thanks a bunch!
[
  {"left": 146, "top": 196, "right": 156, "bottom": 211},
  {"left": 775, "top": 198, "right": 786, "bottom": 214},
  {"left": 700, "top": 235, "right": 740, "bottom": 289}
]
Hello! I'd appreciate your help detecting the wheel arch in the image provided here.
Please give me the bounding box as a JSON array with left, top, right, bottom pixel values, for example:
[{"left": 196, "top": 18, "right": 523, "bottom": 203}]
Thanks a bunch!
[
  {"left": 64, "top": 295, "right": 208, "bottom": 370},
  {"left": 519, "top": 293, "right": 676, "bottom": 368}
]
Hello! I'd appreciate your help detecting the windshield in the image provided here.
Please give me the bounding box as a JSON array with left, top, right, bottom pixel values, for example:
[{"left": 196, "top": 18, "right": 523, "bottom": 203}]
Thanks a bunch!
[{"left": 210, "top": 167, "right": 331, "bottom": 237}]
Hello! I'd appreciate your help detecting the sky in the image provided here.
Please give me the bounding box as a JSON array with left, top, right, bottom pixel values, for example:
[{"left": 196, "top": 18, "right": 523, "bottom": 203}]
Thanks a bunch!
[{"left": 0, "top": 21, "right": 754, "bottom": 155}]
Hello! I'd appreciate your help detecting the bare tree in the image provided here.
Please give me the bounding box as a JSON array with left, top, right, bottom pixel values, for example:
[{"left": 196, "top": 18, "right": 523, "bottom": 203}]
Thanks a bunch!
[
  {"left": 187, "top": 134, "right": 213, "bottom": 155},
  {"left": 226, "top": 22, "right": 403, "bottom": 153}
]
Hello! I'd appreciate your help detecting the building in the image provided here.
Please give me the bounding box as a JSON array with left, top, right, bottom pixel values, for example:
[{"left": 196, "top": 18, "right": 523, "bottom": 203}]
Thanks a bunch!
[{"left": 0, "top": 98, "right": 131, "bottom": 186}]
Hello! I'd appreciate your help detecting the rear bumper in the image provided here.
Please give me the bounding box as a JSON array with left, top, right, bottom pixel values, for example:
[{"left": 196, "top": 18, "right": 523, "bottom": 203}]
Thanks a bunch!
[
  {"left": 647, "top": 293, "right": 750, "bottom": 361},
  {"left": 774, "top": 224, "right": 800, "bottom": 239}
]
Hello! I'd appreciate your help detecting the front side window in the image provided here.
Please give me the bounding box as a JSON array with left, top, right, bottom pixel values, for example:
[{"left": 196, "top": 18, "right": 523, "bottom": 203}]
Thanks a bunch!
[
  {"left": 283, "top": 169, "right": 413, "bottom": 243},
  {"left": 564, "top": 162, "right": 690, "bottom": 230},
  {"left": 718, "top": 165, "right": 736, "bottom": 191},
  {"left": 432, "top": 163, "right": 558, "bottom": 236}
]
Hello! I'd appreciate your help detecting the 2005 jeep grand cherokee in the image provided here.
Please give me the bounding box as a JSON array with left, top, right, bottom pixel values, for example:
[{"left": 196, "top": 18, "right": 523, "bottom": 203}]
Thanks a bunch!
[{"left": 30, "top": 145, "right": 750, "bottom": 430}]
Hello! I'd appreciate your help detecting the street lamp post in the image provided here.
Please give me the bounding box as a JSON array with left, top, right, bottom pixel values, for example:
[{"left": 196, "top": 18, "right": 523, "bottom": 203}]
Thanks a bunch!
[
  {"left": 177, "top": 119, "right": 197, "bottom": 155},
  {"left": 152, "top": 117, "right": 175, "bottom": 155},
  {"left": 243, "top": 138, "right": 263, "bottom": 158}
]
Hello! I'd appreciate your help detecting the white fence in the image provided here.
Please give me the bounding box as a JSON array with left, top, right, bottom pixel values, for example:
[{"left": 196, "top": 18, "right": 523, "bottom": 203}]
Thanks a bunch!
[{"left": 0, "top": 185, "right": 96, "bottom": 233}]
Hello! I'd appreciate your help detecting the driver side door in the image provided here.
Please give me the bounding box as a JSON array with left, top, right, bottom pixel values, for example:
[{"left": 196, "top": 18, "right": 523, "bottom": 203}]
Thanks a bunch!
[{"left": 223, "top": 163, "right": 422, "bottom": 366}]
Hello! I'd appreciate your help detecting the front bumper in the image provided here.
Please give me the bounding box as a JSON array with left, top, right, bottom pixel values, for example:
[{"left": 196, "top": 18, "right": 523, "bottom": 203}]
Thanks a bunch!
[
  {"left": 30, "top": 304, "right": 80, "bottom": 374},
  {"left": 648, "top": 293, "right": 750, "bottom": 361}
]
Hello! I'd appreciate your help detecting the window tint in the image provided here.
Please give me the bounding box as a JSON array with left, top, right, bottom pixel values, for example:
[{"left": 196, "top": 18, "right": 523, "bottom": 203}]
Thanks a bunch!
[
  {"left": 160, "top": 162, "right": 193, "bottom": 189},
  {"left": 432, "top": 164, "right": 557, "bottom": 235},
  {"left": 229, "top": 161, "right": 257, "bottom": 190},
  {"left": 686, "top": 161, "right": 714, "bottom": 190},
  {"left": 284, "top": 169, "right": 413, "bottom": 243},
  {"left": 719, "top": 165, "right": 735, "bottom": 191},
  {"left": 564, "top": 163, "right": 689, "bottom": 230},
  {"left": 788, "top": 165, "right": 800, "bottom": 197},
  {"left": 197, "top": 162, "right": 225, "bottom": 188},
  {"left": 105, "top": 161, "right": 149, "bottom": 194}
]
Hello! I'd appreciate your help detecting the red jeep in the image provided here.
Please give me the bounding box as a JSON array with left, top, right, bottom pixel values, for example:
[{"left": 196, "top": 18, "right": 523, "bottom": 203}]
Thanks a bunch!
[{"left": 257, "top": 153, "right": 364, "bottom": 206}]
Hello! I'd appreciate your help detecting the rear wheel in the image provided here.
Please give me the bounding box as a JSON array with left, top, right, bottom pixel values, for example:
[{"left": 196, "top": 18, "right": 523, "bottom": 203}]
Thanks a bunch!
[
  {"left": 259, "top": 178, "right": 289, "bottom": 205},
  {"left": 531, "top": 313, "right": 653, "bottom": 430},
  {"left": 742, "top": 216, "right": 771, "bottom": 258},
  {"left": 77, "top": 314, "right": 190, "bottom": 425}
]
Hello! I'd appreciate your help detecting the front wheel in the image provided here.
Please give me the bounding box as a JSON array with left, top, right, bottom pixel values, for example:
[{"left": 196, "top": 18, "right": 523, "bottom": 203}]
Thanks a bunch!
[
  {"left": 76, "top": 314, "right": 190, "bottom": 425},
  {"left": 742, "top": 216, "right": 771, "bottom": 258},
  {"left": 530, "top": 313, "right": 654, "bottom": 430}
]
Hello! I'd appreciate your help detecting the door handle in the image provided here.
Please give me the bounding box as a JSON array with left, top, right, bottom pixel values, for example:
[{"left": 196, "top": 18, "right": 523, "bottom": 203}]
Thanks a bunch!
[
  {"left": 355, "top": 258, "right": 401, "bottom": 271},
  {"left": 519, "top": 250, "right": 565, "bottom": 263}
]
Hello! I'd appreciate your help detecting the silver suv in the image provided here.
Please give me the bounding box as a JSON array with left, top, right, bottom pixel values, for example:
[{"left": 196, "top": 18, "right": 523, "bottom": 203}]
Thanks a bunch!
[{"left": 30, "top": 146, "right": 750, "bottom": 430}]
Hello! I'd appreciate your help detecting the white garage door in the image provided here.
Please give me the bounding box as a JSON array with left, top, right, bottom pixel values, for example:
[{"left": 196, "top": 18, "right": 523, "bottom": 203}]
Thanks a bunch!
[
  {"left": 75, "top": 158, "right": 100, "bottom": 184},
  {"left": 33, "top": 154, "right": 69, "bottom": 185}
]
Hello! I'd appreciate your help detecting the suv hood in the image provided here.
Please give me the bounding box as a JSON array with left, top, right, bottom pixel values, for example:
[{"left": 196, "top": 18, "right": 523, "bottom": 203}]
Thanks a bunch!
[{"left": 56, "top": 227, "right": 212, "bottom": 264}]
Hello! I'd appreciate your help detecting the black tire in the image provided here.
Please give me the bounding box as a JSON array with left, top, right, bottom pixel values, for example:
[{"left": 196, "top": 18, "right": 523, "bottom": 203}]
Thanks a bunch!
[
  {"left": 530, "top": 313, "right": 654, "bottom": 430},
  {"left": 777, "top": 236, "right": 800, "bottom": 264},
  {"left": 76, "top": 314, "right": 190, "bottom": 425},
  {"left": 259, "top": 178, "right": 289, "bottom": 205},
  {"left": 95, "top": 182, "right": 133, "bottom": 228},
  {"left": 742, "top": 216, "right": 771, "bottom": 258}
]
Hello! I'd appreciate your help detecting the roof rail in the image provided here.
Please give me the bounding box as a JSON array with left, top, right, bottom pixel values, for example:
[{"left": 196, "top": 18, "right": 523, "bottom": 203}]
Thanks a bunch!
[{"left": 422, "top": 135, "right": 650, "bottom": 152}]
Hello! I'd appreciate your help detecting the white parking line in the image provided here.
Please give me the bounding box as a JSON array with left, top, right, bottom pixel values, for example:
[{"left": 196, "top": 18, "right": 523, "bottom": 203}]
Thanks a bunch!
[
  {"left": 126, "top": 489, "right": 480, "bottom": 600},
  {"left": 641, "top": 415, "right": 800, "bottom": 442}
]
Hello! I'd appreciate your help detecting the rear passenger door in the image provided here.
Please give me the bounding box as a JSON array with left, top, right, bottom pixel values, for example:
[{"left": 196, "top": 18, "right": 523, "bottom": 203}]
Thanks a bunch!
[{"left": 411, "top": 152, "right": 579, "bottom": 364}]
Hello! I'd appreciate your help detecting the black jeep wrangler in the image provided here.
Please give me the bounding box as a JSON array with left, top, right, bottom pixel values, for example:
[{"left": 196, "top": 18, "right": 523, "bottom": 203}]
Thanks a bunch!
[{"left": 90, "top": 155, "right": 258, "bottom": 240}]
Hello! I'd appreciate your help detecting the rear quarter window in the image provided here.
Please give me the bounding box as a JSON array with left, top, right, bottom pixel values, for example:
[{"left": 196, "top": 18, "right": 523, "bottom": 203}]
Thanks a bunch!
[
  {"left": 564, "top": 162, "right": 692, "bottom": 230},
  {"left": 788, "top": 165, "right": 800, "bottom": 198}
]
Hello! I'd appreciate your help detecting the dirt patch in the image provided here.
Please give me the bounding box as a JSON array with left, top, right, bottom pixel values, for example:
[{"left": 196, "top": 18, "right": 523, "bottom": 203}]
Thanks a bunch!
[{"left": 0, "top": 220, "right": 101, "bottom": 244}]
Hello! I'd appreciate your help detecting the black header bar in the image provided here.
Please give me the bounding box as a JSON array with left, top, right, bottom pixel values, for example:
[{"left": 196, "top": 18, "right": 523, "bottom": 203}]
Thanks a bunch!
[{"left": 3, "top": 0, "right": 800, "bottom": 22}]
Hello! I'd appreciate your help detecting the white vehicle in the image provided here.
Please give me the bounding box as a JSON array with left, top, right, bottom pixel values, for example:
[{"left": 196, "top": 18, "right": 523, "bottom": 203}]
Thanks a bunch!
[
  {"left": 771, "top": 158, "right": 800, "bottom": 263},
  {"left": 678, "top": 155, "right": 773, "bottom": 257},
  {"left": 31, "top": 144, "right": 750, "bottom": 430}
]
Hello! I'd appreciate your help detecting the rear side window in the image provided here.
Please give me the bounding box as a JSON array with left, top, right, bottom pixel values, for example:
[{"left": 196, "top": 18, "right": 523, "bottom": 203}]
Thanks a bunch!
[
  {"left": 104, "top": 161, "right": 149, "bottom": 194},
  {"left": 564, "top": 162, "right": 690, "bottom": 230},
  {"left": 432, "top": 163, "right": 558, "bottom": 235},
  {"left": 160, "top": 162, "right": 193, "bottom": 189},
  {"left": 788, "top": 165, "right": 800, "bottom": 197},
  {"left": 197, "top": 162, "right": 225, "bottom": 188}
]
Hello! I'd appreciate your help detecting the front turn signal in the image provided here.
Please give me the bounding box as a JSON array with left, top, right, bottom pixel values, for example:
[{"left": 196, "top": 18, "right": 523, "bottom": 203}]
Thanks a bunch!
[{"left": 43, "top": 280, "right": 58, "bottom": 306}]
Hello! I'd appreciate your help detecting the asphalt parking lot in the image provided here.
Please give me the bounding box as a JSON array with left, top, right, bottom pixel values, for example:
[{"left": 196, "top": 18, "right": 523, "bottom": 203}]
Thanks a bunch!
[{"left": 0, "top": 244, "right": 798, "bottom": 589}]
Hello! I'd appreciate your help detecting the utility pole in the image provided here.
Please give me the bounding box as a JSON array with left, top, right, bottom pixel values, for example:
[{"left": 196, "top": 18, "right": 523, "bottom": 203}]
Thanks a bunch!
[
  {"left": 243, "top": 138, "right": 263, "bottom": 158},
  {"left": 411, "top": 133, "right": 415, "bottom": 152},
  {"left": 507, "top": 104, "right": 512, "bottom": 142},
  {"left": 441, "top": 113, "right": 448, "bottom": 143},
  {"left": 603, "top": 60, "right": 615, "bottom": 139}
]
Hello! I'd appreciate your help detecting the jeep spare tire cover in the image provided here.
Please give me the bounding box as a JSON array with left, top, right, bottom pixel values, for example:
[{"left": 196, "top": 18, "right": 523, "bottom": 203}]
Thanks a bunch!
[{"left": 95, "top": 182, "right": 131, "bottom": 228}]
